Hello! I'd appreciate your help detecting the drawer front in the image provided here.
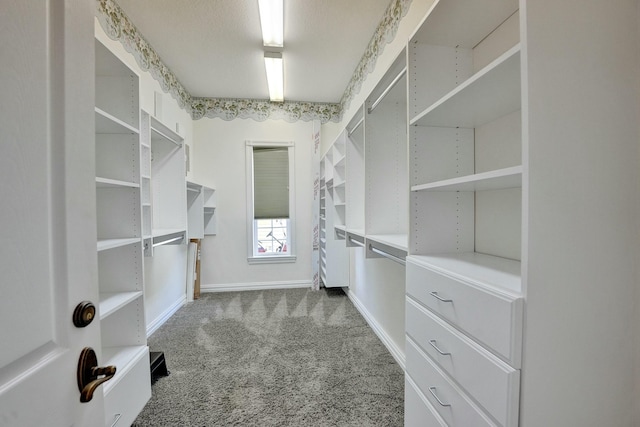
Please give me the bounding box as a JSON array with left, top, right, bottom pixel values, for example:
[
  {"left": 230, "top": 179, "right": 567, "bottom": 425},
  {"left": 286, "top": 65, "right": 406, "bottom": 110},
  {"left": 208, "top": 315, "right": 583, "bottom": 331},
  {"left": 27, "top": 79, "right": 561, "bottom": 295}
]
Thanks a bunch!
[
  {"left": 406, "top": 339, "right": 497, "bottom": 427},
  {"left": 104, "top": 350, "right": 151, "bottom": 427},
  {"left": 405, "top": 376, "right": 448, "bottom": 427},
  {"left": 406, "top": 260, "right": 522, "bottom": 366},
  {"left": 406, "top": 299, "right": 520, "bottom": 427}
]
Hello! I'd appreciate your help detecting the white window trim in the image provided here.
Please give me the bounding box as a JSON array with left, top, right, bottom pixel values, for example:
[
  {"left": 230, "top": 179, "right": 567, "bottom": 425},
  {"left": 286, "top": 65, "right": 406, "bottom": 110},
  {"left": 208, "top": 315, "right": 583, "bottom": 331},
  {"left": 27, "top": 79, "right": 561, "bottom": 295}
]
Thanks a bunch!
[{"left": 246, "top": 140, "right": 296, "bottom": 264}]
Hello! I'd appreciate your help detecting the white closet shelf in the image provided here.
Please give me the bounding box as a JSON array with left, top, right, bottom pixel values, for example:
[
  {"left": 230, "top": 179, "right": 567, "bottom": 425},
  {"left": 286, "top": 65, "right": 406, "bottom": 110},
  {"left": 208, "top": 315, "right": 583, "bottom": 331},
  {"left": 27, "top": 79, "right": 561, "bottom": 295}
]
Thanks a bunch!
[
  {"left": 334, "top": 225, "right": 347, "bottom": 232},
  {"left": 97, "top": 238, "right": 140, "bottom": 252},
  {"left": 346, "top": 228, "right": 366, "bottom": 238},
  {"left": 367, "top": 233, "right": 408, "bottom": 252},
  {"left": 407, "top": 252, "right": 522, "bottom": 295},
  {"left": 204, "top": 207, "right": 216, "bottom": 213},
  {"left": 412, "top": 0, "right": 518, "bottom": 48},
  {"left": 95, "top": 107, "right": 139, "bottom": 134},
  {"left": 96, "top": 177, "right": 140, "bottom": 188},
  {"left": 334, "top": 155, "right": 346, "bottom": 168},
  {"left": 412, "top": 165, "right": 522, "bottom": 192},
  {"left": 150, "top": 116, "right": 183, "bottom": 146},
  {"left": 152, "top": 228, "right": 185, "bottom": 237},
  {"left": 410, "top": 45, "right": 521, "bottom": 128},
  {"left": 99, "top": 291, "right": 143, "bottom": 319},
  {"left": 102, "top": 345, "right": 148, "bottom": 395}
]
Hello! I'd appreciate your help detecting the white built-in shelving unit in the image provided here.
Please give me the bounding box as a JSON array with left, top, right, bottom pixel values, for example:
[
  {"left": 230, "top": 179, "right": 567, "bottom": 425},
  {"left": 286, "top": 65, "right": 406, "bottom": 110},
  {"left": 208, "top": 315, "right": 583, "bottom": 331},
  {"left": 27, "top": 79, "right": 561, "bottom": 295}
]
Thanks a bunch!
[
  {"left": 364, "top": 51, "right": 408, "bottom": 265},
  {"left": 319, "top": 135, "right": 349, "bottom": 288},
  {"left": 187, "top": 181, "right": 217, "bottom": 239},
  {"left": 203, "top": 186, "right": 217, "bottom": 235},
  {"left": 141, "top": 111, "right": 187, "bottom": 256},
  {"left": 319, "top": 158, "right": 327, "bottom": 285},
  {"left": 95, "top": 38, "right": 151, "bottom": 427},
  {"left": 404, "top": 0, "right": 523, "bottom": 424},
  {"left": 324, "top": 0, "right": 640, "bottom": 424},
  {"left": 332, "top": 131, "right": 347, "bottom": 238},
  {"left": 344, "top": 107, "right": 366, "bottom": 248}
]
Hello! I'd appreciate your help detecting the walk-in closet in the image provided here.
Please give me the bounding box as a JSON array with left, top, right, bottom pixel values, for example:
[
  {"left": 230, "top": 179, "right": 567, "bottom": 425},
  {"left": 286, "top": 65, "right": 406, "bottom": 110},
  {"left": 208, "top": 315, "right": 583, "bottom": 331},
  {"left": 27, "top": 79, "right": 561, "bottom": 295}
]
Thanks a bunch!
[{"left": 1, "top": 0, "right": 639, "bottom": 426}]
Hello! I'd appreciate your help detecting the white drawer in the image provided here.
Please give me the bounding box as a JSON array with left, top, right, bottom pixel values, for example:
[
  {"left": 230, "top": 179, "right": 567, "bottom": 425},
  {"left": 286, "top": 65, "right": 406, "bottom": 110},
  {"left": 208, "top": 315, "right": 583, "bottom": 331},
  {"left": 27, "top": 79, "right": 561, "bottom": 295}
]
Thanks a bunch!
[
  {"left": 406, "top": 258, "right": 523, "bottom": 366},
  {"left": 406, "top": 338, "right": 497, "bottom": 427},
  {"left": 405, "top": 376, "right": 448, "bottom": 427},
  {"left": 103, "top": 348, "right": 151, "bottom": 427},
  {"left": 406, "top": 298, "right": 520, "bottom": 427}
]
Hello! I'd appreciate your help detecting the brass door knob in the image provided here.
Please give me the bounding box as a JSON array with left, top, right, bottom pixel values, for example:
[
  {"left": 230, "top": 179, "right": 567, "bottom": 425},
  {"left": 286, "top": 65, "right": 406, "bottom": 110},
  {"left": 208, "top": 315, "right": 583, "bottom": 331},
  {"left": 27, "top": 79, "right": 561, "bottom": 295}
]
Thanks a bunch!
[
  {"left": 77, "top": 347, "right": 116, "bottom": 402},
  {"left": 73, "top": 301, "right": 96, "bottom": 328}
]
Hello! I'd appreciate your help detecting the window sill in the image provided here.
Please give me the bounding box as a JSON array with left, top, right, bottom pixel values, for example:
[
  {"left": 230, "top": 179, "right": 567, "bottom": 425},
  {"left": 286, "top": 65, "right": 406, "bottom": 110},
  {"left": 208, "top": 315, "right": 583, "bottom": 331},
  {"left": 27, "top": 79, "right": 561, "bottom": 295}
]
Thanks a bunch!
[{"left": 248, "top": 255, "right": 297, "bottom": 265}]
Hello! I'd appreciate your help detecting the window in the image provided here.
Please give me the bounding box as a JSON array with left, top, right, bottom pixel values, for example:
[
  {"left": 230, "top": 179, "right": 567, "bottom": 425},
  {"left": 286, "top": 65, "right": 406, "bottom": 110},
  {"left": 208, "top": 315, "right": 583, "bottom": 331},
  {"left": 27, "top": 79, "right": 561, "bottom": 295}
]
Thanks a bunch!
[{"left": 246, "top": 141, "right": 295, "bottom": 263}]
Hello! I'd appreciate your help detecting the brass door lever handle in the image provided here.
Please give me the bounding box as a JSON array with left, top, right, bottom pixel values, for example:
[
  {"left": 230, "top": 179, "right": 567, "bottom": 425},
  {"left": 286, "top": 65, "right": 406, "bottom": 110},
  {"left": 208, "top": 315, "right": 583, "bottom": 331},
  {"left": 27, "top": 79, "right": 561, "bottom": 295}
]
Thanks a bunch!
[{"left": 77, "top": 347, "right": 117, "bottom": 403}]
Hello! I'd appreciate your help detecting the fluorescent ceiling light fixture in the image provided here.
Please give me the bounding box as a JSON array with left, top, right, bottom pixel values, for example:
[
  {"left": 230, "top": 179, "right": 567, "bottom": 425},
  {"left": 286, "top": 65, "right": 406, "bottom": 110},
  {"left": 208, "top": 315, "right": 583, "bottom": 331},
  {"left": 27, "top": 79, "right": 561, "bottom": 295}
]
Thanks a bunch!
[
  {"left": 258, "top": 0, "right": 284, "bottom": 47},
  {"left": 264, "top": 52, "right": 284, "bottom": 102}
]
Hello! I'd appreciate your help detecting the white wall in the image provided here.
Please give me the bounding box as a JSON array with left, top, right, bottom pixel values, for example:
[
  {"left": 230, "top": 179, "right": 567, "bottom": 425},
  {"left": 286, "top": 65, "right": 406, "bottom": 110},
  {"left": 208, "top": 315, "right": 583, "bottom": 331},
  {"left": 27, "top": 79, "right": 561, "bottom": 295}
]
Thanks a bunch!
[
  {"left": 95, "top": 20, "right": 191, "bottom": 334},
  {"left": 192, "top": 118, "right": 314, "bottom": 290}
]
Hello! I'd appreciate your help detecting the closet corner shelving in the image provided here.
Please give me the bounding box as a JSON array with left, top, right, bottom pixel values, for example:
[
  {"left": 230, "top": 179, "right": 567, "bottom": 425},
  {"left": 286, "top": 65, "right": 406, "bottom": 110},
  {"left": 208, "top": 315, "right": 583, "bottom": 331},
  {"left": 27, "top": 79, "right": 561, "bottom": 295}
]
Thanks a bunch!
[
  {"left": 319, "top": 158, "right": 327, "bottom": 285},
  {"left": 364, "top": 49, "right": 409, "bottom": 265},
  {"left": 140, "top": 111, "right": 188, "bottom": 256},
  {"left": 203, "top": 186, "right": 217, "bottom": 235},
  {"left": 404, "top": 0, "right": 524, "bottom": 425},
  {"left": 187, "top": 181, "right": 217, "bottom": 239},
  {"left": 95, "top": 38, "right": 150, "bottom": 427},
  {"left": 331, "top": 132, "right": 347, "bottom": 241},
  {"left": 319, "top": 133, "right": 349, "bottom": 288}
]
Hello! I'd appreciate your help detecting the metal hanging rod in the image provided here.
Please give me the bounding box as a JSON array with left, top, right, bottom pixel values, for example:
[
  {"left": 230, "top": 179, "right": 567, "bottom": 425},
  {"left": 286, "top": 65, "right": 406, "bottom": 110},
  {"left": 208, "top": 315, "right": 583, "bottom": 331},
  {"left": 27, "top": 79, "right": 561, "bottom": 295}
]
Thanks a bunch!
[
  {"left": 367, "top": 67, "right": 407, "bottom": 114},
  {"left": 151, "top": 126, "right": 182, "bottom": 147},
  {"left": 369, "top": 244, "right": 406, "bottom": 266},
  {"left": 347, "top": 117, "right": 364, "bottom": 136},
  {"left": 153, "top": 235, "right": 184, "bottom": 248},
  {"left": 348, "top": 237, "right": 365, "bottom": 247}
]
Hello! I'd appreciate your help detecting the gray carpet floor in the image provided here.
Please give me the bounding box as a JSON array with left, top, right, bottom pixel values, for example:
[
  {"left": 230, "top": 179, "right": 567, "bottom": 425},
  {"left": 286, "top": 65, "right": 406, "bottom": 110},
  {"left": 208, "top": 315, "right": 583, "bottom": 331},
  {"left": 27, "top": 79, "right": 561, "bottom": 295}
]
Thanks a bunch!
[{"left": 133, "top": 287, "right": 404, "bottom": 426}]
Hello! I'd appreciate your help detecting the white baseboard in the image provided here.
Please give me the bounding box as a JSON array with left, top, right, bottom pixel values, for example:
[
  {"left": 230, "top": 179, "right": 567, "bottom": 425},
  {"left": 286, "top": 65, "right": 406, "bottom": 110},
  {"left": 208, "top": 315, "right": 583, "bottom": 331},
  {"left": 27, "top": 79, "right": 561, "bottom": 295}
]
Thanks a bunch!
[
  {"left": 201, "top": 280, "right": 312, "bottom": 293},
  {"left": 344, "top": 288, "right": 406, "bottom": 370},
  {"left": 146, "top": 295, "right": 187, "bottom": 338}
]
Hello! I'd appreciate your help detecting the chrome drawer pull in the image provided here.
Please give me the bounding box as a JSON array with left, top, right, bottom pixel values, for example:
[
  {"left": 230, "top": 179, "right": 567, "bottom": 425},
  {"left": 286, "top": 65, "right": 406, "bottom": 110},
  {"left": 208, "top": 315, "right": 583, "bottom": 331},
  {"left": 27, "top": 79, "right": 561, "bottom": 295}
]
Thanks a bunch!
[
  {"left": 430, "top": 291, "right": 453, "bottom": 303},
  {"left": 429, "top": 340, "right": 451, "bottom": 356},
  {"left": 428, "top": 387, "right": 451, "bottom": 407}
]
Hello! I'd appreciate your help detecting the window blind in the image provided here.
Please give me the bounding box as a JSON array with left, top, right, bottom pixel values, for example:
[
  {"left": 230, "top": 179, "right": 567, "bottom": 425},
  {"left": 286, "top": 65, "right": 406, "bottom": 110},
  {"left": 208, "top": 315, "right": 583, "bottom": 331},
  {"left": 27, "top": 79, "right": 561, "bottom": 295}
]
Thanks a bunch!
[{"left": 253, "top": 146, "right": 289, "bottom": 219}]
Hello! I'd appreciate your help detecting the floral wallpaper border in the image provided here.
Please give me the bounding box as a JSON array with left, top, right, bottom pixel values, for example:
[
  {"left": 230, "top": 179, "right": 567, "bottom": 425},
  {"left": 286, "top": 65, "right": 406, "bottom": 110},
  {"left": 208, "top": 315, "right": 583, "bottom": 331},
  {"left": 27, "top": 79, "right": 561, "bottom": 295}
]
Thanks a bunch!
[
  {"left": 339, "top": 0, "right": 412, "bottom": 112},
  {"left": 96, "top": 0, "right": 412, "bottom": 124},
  {"left": 96, "top": 0, "right": 193, "bottom": 112}
]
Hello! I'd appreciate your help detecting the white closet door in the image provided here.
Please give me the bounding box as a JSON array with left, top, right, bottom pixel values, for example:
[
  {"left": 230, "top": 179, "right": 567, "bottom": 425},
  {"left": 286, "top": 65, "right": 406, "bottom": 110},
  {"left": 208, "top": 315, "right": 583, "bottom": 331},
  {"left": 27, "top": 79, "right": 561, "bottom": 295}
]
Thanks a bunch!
[{"left": 0, "top": 1, "right": 103, "bottom": 425}]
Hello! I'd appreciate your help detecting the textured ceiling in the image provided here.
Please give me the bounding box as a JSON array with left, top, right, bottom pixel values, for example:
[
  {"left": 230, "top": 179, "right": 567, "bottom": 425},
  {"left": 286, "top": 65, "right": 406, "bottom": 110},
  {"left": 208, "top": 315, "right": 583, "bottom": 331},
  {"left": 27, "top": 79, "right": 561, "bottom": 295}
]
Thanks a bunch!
[{"left": 114, "top": 0, "right": 392, "bottom": 103}]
